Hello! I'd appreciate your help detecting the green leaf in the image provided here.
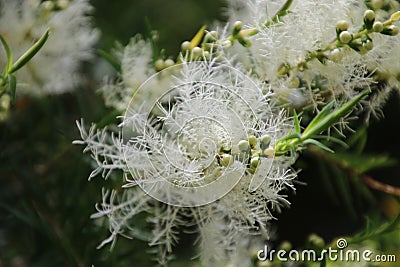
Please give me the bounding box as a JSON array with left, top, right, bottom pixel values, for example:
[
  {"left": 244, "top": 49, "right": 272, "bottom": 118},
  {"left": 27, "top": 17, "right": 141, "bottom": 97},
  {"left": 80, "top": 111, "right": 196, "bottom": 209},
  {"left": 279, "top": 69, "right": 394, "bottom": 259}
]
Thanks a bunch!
[
  {"left": 293, "top": 109, "right": 301, "bottom": 134},
  {"left": 349, "top": 211, "right": 400, "bottom": 244},
  {"left": 190, "top": 25, "right": 207, "bottom": 49},
  {"left": 302, "top": 89, "right": 370, "bottom": 141},
  {"left": 331, "top": 152, "right": 397, "bottom": 173},
  {"left": 346, "top": 126, "right": 368, "bottom": 153},
  {"left": 8, "top": 28, "right": 50, "bottom": 74},
  {"left": 304, "top": 101, "right": 334, "bottom": 134},
  {"left": 98, "top": 49, "right": 121, "bottom": 73},
  {"left": 303, "top": 139, "right": 335, "bottom": 153},
  {"left": 0, "top": 34, "right": 13, "bottom": 75},
  {"left": 314, "top": 135, "right": 349, "bottom": 149},
  {"left": 8, "top": 74, "right": 16, "bottom": 101}
]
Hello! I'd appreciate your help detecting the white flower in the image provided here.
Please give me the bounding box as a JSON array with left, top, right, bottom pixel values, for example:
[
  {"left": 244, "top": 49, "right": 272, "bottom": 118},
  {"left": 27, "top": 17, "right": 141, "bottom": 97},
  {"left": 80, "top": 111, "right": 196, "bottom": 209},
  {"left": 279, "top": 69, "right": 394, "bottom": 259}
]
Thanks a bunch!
[
  {"left": 76, "top": 58, "right": 296, "bottom": 265},
  {"left": 220, "top": 0, "right": 400, "bottom": 117},
  {"left": 99, "top": 35, "right": 177, "bottom": 111},
  {"left": 0, "top": 0, "right": 99, "bottom": 95}
]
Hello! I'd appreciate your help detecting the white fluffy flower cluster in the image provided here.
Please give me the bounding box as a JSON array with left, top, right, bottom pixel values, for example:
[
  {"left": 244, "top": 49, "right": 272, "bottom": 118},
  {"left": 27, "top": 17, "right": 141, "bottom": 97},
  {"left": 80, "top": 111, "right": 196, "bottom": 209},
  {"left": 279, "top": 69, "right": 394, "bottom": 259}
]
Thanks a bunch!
[
  {"left": 0, "top": 0, "right": 99, "bottom": 95},
  {"left": 75, "top": 0, "right": 400, "bottom": 266},
  {"left": 224, "top": 0, "right": 400, "bottom": 113},
  {"left": 76, "top": 58, "right": 296, "bottom": 265}
]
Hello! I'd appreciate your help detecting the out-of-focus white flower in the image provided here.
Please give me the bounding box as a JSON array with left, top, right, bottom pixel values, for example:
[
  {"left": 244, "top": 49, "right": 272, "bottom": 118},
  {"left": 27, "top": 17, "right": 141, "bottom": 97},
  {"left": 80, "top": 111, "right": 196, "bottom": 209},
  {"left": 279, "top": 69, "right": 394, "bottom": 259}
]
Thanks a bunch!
[
  {"left": 99, "top": 35, "right": 177, "bottom": 111},
  {"left": 0, "top": 0, "right": 99, "bottom": 95}
]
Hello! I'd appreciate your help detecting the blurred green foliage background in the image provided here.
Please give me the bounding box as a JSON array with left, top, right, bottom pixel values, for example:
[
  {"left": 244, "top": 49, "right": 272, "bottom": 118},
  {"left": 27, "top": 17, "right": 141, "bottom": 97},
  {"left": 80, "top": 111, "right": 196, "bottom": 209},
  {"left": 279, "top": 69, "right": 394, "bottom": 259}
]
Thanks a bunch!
[{"left": 0, "top": 1, "right": 399, "bottom": 266}]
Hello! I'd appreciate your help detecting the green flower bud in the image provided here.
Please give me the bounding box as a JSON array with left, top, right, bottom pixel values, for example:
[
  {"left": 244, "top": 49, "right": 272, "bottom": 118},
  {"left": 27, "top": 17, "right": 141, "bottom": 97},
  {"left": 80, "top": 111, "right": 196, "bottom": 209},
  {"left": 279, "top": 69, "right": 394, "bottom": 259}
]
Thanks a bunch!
[
  {"left": 205, "top": 31, "right": 218, "bottom": 42},
  {"left": 164, "top": 59, "right": 175, "bottom": 68},
  {"left": 363, "top": 40, "right": 374, "bottom": 51},
  {"left": 192, "top": 47, "right": 203, "bottom": 57},
  {"left": 371, "top": 0, "right": 384, "bottom": 9},
  {"left": 364, "top": 10, "right": 375, "bottom": 21},
  {"left": 339, "top": 31, "right": 352, "bottom": 44},
  {"left": 279, "top": 241, "right": 292, "bottom": 251},
  {"left": 308, "top": 234, "right": 325, "bottom": 248},
  {"left": 336, "top": 20, "right": 349, "bottom": 31},
  {"left": 155, "top": 59, "right": 165, "bottom": 71},
  {"left": 250, "top": 157, "right": 260, "bottom": 168},
  {"left": 329, "top": 49, "right": 343, "bottom": 62},
  {"left": 41, "top": 1, "right": 54, "bottom": 11},
  {"left": 288, "top": 76, "right": 300, "bottom": 88},
  {"left": 381, "top": 25, "right": 399, "bottom": 36},
  {"left": 221, "top": 40, "right": 232, "bottom": 48},
  {"left": 238, "top": 38, "right": 252, "bottom": 47},
  {"left": 57, "top": 0, "right": 69, "bottom": 10},
  {"left": 372, "top": 21, "right": 384, "bottom": 32},
  {"left": 203, "top": 51, "right": 210, "bottom": 60},
  {"left": 260, "top": 134, "right": 271, "bottom": 148},
  {"left": 0, "top": 94, "right": 11, "bottom": 111},
  {"left": 263, "top": 147, "right": 275, "bottom": 158},
  {"left": 248, "top": 135, "right": 257, "bottom": 147},
  {"left": 232, "top": 21, "right": 243, "bottom": 35},
  {"left": 212, "top": 167, "right": 222, "bottom": 177},
  {"left": 364, "top": 10, "right": 375, "bottom": 30},
  {"left": 220, "top": 154, "right": 234, "bottom": 167},
  {"left": 238, "top": 140, "right": 250, "bottom": 151},
  {"left": 181, "top": 41, "right": 191, "bottom": 51}
]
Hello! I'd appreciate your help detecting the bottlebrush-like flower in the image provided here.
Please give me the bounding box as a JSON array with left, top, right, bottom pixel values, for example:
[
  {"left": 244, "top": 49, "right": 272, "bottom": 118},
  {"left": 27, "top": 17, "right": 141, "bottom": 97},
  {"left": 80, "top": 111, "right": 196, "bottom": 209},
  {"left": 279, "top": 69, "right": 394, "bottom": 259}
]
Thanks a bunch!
[
  {"left": 223, "top": 0, "right": 400, "bottom": 114},
  {"left": 75, "top": 58, "right": 296, "bottom": 265},
  {"left": 0, "top": 0, "right": 99, "bottom": 95}
]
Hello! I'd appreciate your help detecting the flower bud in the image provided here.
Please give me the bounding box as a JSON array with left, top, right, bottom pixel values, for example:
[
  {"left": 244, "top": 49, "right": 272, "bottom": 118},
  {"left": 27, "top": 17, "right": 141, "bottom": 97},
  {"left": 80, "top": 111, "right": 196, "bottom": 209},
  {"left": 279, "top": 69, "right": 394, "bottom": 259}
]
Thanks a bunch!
[
  {"left": 238, "top": 140, "right": 250, "bottom": 151},
  {"left": 248, "top": 135, "right": 257, "bottom": 147},
  {"left": 263, "top": 147, "right": 275, "bottom": 158},
  {"left": 339, "top": 31, "right": 352, "bottom": 44},
  {"left": 260, "top": 134, "right": 271, "bottom": 148},
  {"left": 232, "top": 21, "right": 243, "bottom": 35},
  {"left": 181, "top": 41, "right": 191, "bottom": 51},
  {"left": 220, "top": 154, "right": 233, "bottom": 167},
  {"left": 205, "top": 31, "right": 218, "bottom": 42},
  {"left": 41, "top": 1, "right": 54, "bottom": 11},
  {"left": 364, "top": 10, "right": 375, "bottom": 21},
  {"left": 57, "top": 0, "right": 69, "bottom": 10},
  {"left": 364, "top": 10, "right": 375, "bottom": 30},
  {"left": 381, "top": 25, "right": 399, "bottom": 36},
  {"left": 221, "top": 40, "right": 232, "bottom": 48},
  {"left": 329, "top": 49, "right": 343, "bottom": 62},
  {"left": 203, "top": 51, "right": 210, "bottom": 60},
  {"left": 363, "top": 40, "right": 374, "bottom": 51},
  {"left": 250, "top": 157, "right": 260, "bottom": 168},
  {"left": 372, "top": 21, "right": 383, "bottom": 32},
  {"left": 155, "top": 59, "right": 164, "bottom": 71},
  {"left": 308, "top": 234, "right": 325, "bottom": 248},
  {"left": 164, "top": 59, "right": 175, "bottom": 68},
  {"left": 336, "top": 20, "right": 349, "bottom": 31},
  {"left": 192, "top": 47, "right": 203, "bottom": 57},
  {"left": 371, "top": 0, "right": 384, "bottom": 9},
  {"left": 288, "top": 76, "right": 300, "bottom": 88}
]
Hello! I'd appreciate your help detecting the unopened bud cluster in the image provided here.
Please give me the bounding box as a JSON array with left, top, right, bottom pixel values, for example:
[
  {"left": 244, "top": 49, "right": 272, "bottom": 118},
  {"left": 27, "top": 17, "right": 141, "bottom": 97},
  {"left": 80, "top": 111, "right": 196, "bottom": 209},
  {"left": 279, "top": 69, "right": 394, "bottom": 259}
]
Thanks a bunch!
[
  {"left": 41, "top": 0, "right": 69, "bottom": 11},
  {"left": 177, "top": 21, "right": 258, "bottom": 64},
  {"left": 216, "top": 134, "right": 274, "bottom": 174},
  {"left": 330, "top": 9, "right": 400, "bottom": 60}
]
